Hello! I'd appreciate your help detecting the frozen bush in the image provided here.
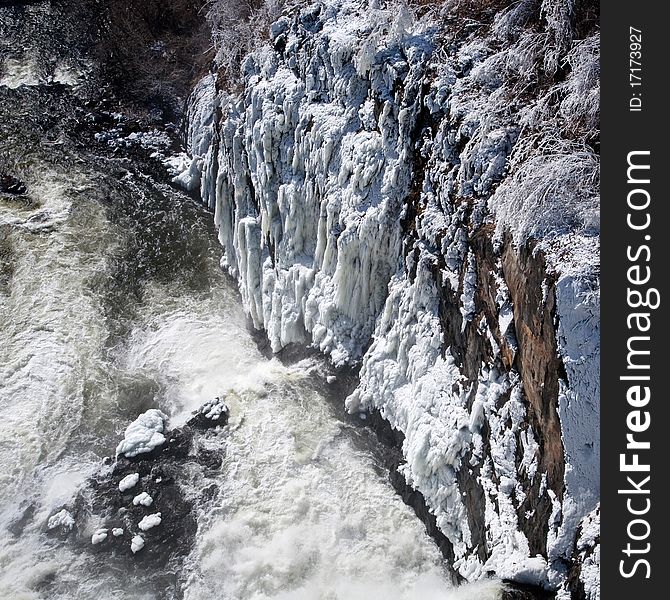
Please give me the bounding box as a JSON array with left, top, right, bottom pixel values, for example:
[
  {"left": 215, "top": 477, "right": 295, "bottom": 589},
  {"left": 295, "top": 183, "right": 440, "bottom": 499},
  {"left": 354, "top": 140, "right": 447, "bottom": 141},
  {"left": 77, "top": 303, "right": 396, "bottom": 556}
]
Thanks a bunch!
[{"left": 205, "top": 0, "right": 288, "bottom": 83}]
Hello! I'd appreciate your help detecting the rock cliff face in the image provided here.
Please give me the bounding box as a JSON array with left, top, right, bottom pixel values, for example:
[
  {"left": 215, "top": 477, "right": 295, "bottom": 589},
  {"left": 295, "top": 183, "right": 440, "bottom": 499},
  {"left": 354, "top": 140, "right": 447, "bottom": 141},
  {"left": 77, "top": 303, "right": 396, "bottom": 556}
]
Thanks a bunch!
[{"left": 178, "top": 1, "right": 600, "bottom": 597}]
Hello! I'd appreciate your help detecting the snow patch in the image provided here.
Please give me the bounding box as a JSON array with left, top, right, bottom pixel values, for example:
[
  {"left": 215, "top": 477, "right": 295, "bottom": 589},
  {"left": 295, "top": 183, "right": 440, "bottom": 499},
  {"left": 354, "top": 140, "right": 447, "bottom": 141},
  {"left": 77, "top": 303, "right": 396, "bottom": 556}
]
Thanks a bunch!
[
  {"left": 116, "top": 409, "right": 167, "bottom": 458},
  {"left": 118, "top": 473, "right": 140, "bottom": 492},
  {"left": 91, "top": 528, "right": 108, "bottom": 545},
  {"left": 131, "top": 535, "right": 145, "bottom": 553},
  {"left": 138, "top": 513, "right": 162, "bottom": 531},
  {"left": 47, "top": 509, "right": 75, "bottom": 531},
  {"left": 132, "top": 492, "right": 153, "bottom": 507}
]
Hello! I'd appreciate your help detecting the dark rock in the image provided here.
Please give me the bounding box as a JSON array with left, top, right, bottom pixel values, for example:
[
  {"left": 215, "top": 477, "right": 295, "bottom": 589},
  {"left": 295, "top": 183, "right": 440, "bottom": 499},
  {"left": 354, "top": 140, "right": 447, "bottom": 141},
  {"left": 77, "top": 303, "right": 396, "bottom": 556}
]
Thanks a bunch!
[
  {"left": 502, "top": 238, "right": 566, "bottom": 558},
  {"left": 502, "top": 580, "right": 556, "bottom": 600},
  {"left": 78, "top": 452, "right": 196, "bottom": 568},
  {"left": 187, "top": 396, "right": 229, "bottom": 430},
  {"left": 198, "top": 483, "right": 220, "bottom": 504},
  {"left": 0, "top": 173, "right": 27, "bottom": 195},
  {"left": 389, "top": 466, "right": 460, "bottom": 584},
  {"left": 197, "top": 447, "right": 223, "bottom": 471},
  {"left": 65, "top": 402, "right": 230, "bottom": 570},
  {"left": 8, "top": 503, "right": 36, "bottom": 537},
  {"left": 161, "top": 427, "right": 193, "bottom": 460}
]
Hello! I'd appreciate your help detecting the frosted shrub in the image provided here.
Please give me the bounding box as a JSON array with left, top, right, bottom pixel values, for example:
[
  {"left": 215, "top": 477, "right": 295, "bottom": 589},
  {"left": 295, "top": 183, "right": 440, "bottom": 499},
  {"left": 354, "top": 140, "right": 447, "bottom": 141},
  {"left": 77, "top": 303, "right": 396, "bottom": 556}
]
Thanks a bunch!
[
  {"left": 489, "top": 140, "right": 599, "bottom": 244},
  {"left": 205, "top": 0, "right": 287, "bottom": 83}
]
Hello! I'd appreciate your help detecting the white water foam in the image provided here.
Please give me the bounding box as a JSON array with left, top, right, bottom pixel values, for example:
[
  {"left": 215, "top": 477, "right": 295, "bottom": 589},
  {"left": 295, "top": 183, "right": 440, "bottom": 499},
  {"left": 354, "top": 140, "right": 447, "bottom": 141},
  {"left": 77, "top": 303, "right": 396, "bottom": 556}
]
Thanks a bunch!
[
  {"left": 0, "top": 56, "right": 42, "bottom": 89},
  {"left": 0, "top": 168, "right": 502, "bottom": 599},
  {"left": 118, "top": 286, "right": 502, "bottom": 599},
  {"left": 0, "top": 168, "right": 120, "bottom": 598},
  {"left": 0, "top": 170, "right": 110, "bottom": 504}
]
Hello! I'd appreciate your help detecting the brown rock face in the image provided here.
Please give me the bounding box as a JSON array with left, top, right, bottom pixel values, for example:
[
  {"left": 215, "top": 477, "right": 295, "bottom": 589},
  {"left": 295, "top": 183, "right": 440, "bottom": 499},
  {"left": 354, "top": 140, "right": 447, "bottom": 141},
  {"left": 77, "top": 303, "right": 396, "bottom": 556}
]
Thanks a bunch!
[{"left": 502, "top": 239, "right": 567, "bottom": 558}]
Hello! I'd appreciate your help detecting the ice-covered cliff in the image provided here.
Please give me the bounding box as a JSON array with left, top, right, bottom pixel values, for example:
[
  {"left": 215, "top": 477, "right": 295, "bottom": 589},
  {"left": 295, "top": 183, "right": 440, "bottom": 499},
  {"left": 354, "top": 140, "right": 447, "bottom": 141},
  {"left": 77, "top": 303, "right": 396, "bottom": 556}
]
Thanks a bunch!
[{"left": 177, "top": 1, "right": 600, "bottom": 597}]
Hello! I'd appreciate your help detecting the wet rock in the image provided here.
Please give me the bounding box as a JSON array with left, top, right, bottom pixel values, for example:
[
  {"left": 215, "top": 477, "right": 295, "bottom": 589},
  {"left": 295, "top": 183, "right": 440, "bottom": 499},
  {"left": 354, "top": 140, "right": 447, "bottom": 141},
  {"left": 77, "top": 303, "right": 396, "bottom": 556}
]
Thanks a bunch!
[
  {"left": 80, "top": 451, "right": 196, "bottom": 566},
  {"left": 198, "top": 483, "right": 220, "bottom": 505},
  {"left": 196, "top": 447, "right": 223, "bottom": 471},
  {"left": 68, "top": 399, "right": 229, "bottom": 567},
  {"left": 502, "top": 581, "right": 556, "bottom": 600},
  {"left": 0, "top": 173, "right": 26, "bottom": 195},
  {"left": 8, "top": 503, "right": 36, "bottom": 537},
  {"left": 115, "top": 408, "right": 168, "bottom": 459},
  {"left": 187, "top": 396, "right": 229, "bottom": 430},
  {"left": 160, "top": 427, "right": 193, "bottom": 460},
  {"left": 47, "top": 509, "right": 76, "bottom": 534}
]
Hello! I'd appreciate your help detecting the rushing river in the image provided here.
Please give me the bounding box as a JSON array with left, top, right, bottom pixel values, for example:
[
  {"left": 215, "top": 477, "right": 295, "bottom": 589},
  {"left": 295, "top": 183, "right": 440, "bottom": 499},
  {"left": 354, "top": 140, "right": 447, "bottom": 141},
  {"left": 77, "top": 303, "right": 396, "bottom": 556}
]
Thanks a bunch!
[{"left": 0, "top": 3, "right": 502, "bottom": 599}]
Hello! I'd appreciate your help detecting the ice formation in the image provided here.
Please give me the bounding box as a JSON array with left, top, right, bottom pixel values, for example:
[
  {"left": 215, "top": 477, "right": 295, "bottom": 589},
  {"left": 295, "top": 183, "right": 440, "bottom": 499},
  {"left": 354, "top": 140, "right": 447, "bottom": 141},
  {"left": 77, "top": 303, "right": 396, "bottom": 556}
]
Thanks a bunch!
[
  {"left": 115, "top": 409, "right": 167, "bottom": 458},
  {"left": 131, "top": 534, "right": 145, "bottom": 553},
  {"left": 138, "top": 513, "right": 162, "bottom": 531},
  {"left": 198, "top": 397, "right": 228, "bottom": 421},
  {"left": 47, "top": 509, "right": 75, "bottom": 531},
  {"left": 118, "top": 472, "right": 140, "bottom": 492},
  {"left": 132, "top": 492, "right": 153, "bottom": 507},
  {"left": 179, "top": 0, "right": 600, "bottom": 596},
  {"left": 91, "top": 528, "right": 108, "bottom": 545}
]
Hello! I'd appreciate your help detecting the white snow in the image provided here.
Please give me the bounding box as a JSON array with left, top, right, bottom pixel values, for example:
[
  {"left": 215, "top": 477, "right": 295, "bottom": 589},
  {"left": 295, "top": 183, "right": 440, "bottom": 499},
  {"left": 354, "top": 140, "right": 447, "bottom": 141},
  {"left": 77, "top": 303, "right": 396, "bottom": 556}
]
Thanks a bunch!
[
  {"left": 198, "top": 397, "right": 228, "bottom": 421},
  {"left": 132, "top": 492, "right": 153, "bottom": 507},
  {"left": 115, "top": 409, "right": 167, "bottom": 458},
  {"left": 131, "top": 535, "right": 145, "bottom": 553},
  {"left": 51, "top": 60, "right": 91, "bottom": 87},
  {"left": 95, "top": 128, "right": 173, "bottom": 155},
  {"left": 0, "top": 57, "right": 41, "bottom": 88},
  {"left": 112, "top": 528, "right": 124, "bottom": 537},
  {"left": 47, "top": 509, "right": 75, "bottom": 531},
  {"left": 118, "top": 473, "right": 140, "bottom": 492},
  {"left": 575, "top": 506, "right": 600, "bottom": 600},
  {"left": 91, "top": 528, "right": 108, "bottom": 545},
  {"left": 138, "top": 513, "right": 162, "bottom": 531},
  {"left": 171, "top": 74, "right": 218, "bottom": 194}
]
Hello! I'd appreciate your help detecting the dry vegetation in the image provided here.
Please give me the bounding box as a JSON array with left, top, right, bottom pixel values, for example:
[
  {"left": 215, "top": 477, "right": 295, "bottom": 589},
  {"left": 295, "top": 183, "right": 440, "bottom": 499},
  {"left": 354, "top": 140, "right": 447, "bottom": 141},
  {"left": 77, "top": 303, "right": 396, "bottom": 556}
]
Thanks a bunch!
[
  {"left": 433, "top": 0, "right": 600, "bottom": 240},
  {"left": 204, "top": 0, "right": 287, "bottom": 86},
  {"left": 95, "top": 0, "right": 214, "bottom": 120}
]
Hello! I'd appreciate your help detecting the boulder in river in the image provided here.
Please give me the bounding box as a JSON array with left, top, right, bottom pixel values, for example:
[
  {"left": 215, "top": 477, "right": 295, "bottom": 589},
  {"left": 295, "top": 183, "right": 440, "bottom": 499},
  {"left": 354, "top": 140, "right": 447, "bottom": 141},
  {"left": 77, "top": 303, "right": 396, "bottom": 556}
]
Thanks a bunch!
[
  {"left": 187, "top": 396, "right": 229, "bottom": 430},
  {"left": 46, "top": 398, "right": 229, "bottom": 569}
]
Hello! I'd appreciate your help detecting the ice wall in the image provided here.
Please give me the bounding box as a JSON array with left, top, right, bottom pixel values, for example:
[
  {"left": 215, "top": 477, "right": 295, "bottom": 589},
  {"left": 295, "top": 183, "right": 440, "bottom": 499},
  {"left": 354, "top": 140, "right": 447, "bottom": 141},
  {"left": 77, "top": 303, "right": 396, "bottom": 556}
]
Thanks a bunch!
[{"left": 180, "top": 1, "right": 600, "bottom": 597}]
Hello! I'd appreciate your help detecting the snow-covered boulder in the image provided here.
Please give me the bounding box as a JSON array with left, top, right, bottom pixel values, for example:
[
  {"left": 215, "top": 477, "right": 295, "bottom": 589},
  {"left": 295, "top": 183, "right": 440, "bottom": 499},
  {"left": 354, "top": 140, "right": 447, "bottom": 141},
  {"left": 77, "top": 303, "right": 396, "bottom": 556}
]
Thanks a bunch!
[
  {"left": 118, "top": 472, "right": 140, "bottom": 492},
  {"left": 116, "top": 409, "right": 168, "bottom": 458},
  {"left": 131, "top": 534, "right": 145, "bottom": 553},
  {"left": 138, "top": 513, "right": 162, "bottom": 531},
  {"left": 47, "top": 509, "right": 75, "bottom": 532},
  {"left": 132, "top": 492, "right": 153, "bottom": 507},
  {"left": 188, "top": 396, "right": 229, "bottom": 429},
  {"left": 91, "top": 528, "right": 108, "bottom": 545}
]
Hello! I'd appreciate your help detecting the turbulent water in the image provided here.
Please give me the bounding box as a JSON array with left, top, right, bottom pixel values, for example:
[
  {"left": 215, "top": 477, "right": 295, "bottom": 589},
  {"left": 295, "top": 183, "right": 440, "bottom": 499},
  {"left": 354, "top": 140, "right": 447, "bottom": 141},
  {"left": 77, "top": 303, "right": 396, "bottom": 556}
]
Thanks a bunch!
[{"left": 0, "top": 3, "right": 503, "bottom": 599}]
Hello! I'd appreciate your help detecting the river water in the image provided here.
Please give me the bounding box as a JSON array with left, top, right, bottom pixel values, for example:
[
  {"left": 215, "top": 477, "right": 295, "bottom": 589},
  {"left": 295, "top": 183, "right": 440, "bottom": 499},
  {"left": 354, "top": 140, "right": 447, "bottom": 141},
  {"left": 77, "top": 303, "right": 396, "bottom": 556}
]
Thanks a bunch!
[{"left": 0, "top": 3, "right": 502, "bottom": 599}]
